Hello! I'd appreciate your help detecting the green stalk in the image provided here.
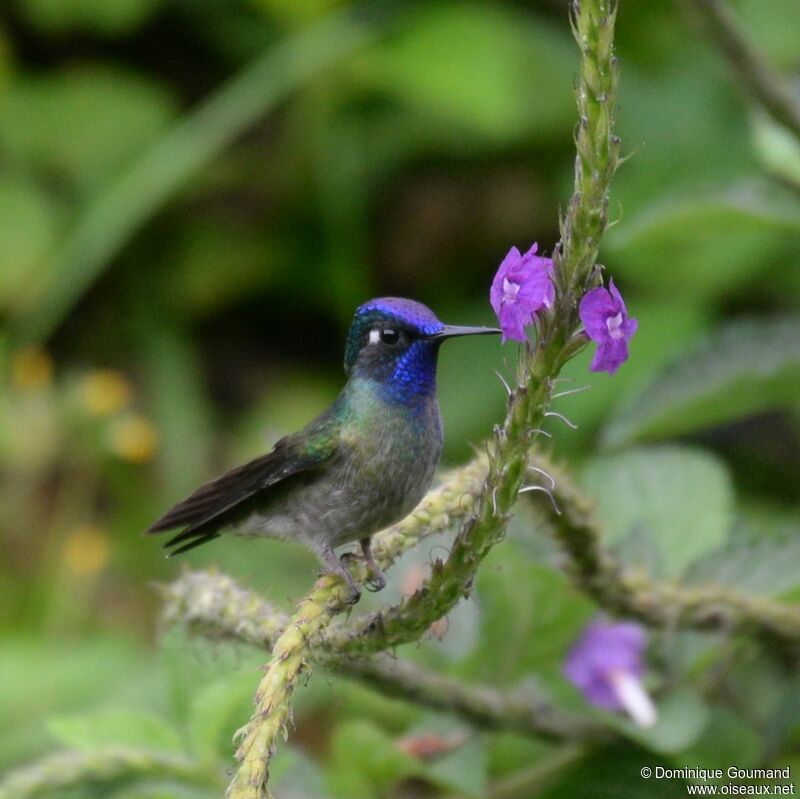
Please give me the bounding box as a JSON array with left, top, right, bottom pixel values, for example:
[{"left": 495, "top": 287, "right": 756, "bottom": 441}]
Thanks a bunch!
[
  {"left": 162, "top": 569, "right": 608, "bottom": 743},
  {"left": 319, "top": 0, "right": 621, "bottom": 658},
  {"left": 223, "top": 458, "right": 489, "bottom": 799}
]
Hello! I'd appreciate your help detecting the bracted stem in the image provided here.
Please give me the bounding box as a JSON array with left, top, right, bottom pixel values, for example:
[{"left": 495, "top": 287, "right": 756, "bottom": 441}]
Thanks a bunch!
[
  {"left": 162, "top": 570, "right": 609, "bottom": 743},
  {"left": 222, "top": 458, "right": 488, "bottom": 798},
  {"left": 225, "top": 574, "right": 349, "bottom": 799},
  {"left": 534, "top": 455, "right": 800, "bottom": 645},
  {"left": 317, "top": 0, "right": 622, "bottom": 659}
]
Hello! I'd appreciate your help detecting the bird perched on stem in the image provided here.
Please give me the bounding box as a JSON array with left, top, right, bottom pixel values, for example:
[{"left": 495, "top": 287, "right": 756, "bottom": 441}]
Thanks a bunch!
[{"left": 147, "top": 298, "right": 499, "bottom": 602}]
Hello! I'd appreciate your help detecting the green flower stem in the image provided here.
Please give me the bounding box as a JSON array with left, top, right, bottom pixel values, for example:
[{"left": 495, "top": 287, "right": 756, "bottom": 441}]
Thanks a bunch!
[
  {"left": 223, "top": 458, "right": 489, "bottom": 799},
  {"left": 318, "top": 0, "right": 622, "bottom": 659},
  {"left": 321, "top": 356, "right": 561, "bottom": 657},
  {"left": 537, "top": 456, "right": 800, "bottom": 645},
  {"left": 0, "top": 747, "right": 210, "bottom": 799},
  {"left": 555, "top": 0, "right": 620, "bottom": 295},
  {"left": 682, "top": 0, "right": 800, "bottom": 142},
  {"left": 162, "top": 569, "right": 608, "bottom": 743}
]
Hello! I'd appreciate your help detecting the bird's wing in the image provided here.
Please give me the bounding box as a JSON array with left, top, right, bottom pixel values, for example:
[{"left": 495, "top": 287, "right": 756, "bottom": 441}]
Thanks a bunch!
[{"left": 146, "top": 417, "right": 340, "bottom": 555}]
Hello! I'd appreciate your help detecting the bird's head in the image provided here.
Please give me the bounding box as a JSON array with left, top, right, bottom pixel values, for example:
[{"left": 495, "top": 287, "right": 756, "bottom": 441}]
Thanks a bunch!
[{"left": 344, "top": 297, "right": 499, "bottom": 404}]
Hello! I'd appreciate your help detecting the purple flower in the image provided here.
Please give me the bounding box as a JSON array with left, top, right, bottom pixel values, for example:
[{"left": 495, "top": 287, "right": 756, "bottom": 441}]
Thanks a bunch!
[
  {"left": 490, "top": 243, "right": 555, "bottom": 343},
  {"left": 578, "top": 279, "right": 637, "bottom": 374},
  {"left": 564, "top": 620, "right": 657, "bottom": 728}
]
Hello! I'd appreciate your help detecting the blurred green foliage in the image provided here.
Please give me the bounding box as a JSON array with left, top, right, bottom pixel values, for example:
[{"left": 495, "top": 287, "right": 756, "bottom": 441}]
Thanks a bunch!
[{"left": 1, "top": 0, "right": 799, "bottom": 797}]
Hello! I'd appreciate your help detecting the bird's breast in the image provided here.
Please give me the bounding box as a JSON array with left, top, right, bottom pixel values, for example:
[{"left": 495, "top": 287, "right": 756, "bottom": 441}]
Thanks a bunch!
[{"left": 333, "top": 396, "right": 443, "bottom": 542}]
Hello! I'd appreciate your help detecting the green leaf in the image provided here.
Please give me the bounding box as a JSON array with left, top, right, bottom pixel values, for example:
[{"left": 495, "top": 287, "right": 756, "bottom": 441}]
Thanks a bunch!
[
  {"left": 186, "top": 674, "right": 257, "bottom": 763},
  {"left": 110, "top": 784, "right": 218, "bottom": 799},
  {"left": 465, "top": 542, "right": 594, "bottom": 685},
  {"left": 48, "top": 711, "right": 183, "bottom": 754},
  {"left": 605, "top": 179, "right": 800, "bottom": 302},
  {"left": 136, "top": 315, "right": 214, "bottom": 497},
  {"left": 0, "top": 65, "right": 176, "bottom": 194},
  {"left": 327, "top": 717, "right": 487, "bottom": 799},
  {"left": 0, "top": 174, "right": 64, "bottom": 314},
  {"left": 353, "top": 4, "right": 575, "bottom": 142},
  {"left": 581, "top": 446, "right": 734, "bottom": 578},
  {"left": 19, "top": 0, "right": 164, "bottom": 36},
  {"left": 538, "top": 743, "right": 688, "bottom": 799},
  {"left": 687, "top": 533, "right": 800, "bottom": 599},
  {"left": 405, "top": 714, "right": 487, "bottom": 798},
  {"left": 270, "top": 747, "right": 331, "bottom": 799},
  {"left": 327, "top": 720, "right": 417, "bottom": 799},
  {"left": 615, "top": 689, "right": 710, "bottom": 755},
  {"left": 752, "top": 110, "right": 800, "bottom": 190},
  {"left": 603, "top": 317, "right": 800, "bottom": 447},
  {"left": 736, "top": 0, "right": 800, "bottom": 67},
  {"left": 0, "top": 634, "right": 153, "bottom": 770},
  {"left": 675, "top": 707, "right": 762, "bottom": 771}
]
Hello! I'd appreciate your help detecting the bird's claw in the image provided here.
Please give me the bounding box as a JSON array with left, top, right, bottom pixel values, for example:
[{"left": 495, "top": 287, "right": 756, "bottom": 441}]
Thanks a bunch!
[
  {"left": 339, "top": 549, "right": 387, "bottom": 593},
  {"left": 364, "top": 572, "right": 387, "bottom": 592},
  {"left": 343, "top": 585, "right": 361, "bottom": 605}
]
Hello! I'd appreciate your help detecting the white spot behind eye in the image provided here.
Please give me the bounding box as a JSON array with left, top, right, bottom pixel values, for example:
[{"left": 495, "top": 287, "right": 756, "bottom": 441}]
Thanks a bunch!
[{"left": 369, "top": 329, "right": 381, "bottom": 344}]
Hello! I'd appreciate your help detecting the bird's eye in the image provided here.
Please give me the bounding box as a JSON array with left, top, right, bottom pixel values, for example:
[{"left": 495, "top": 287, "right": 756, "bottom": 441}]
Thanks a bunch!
[{"left": 380, "top": 328, "right": 400, "bottom": 345}]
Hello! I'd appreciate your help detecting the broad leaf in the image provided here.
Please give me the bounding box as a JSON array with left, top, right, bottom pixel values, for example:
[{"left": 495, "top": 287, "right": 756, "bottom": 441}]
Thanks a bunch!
[
  {"left": 48, "top": 710, "right": 183, "bottom": 754},
  {"left": 0, "top": 175, "right": 63, "bottom": 314},
  {"left": 752, "top": 111, "right": 800, "bottom": 190},
  {"left": 353, "top": 4, "right": 575, "bottom": 142},
  {"left": 581, "top": 446, "right": 733, "bottom": 578},
  {"left": 465, "top": 542, "right": 594, "bottom": 685},
  {"left": 405, "top": 714, "right": 487, "bottom": 798},
  {"left": 603, "top": 317, "right": 800, "bottom": 447},
  {"left": 0, "top": 65, "right": 175, "bottom": 194},
  {"left": 614, "top": 689, "right": 709, "bottom": 755},
  {"left": 687, "top": 533, "right": 800, "bottom": 599},
  {"left": 538, "top": 743, "right": 688, "bottom": 799},
  {"left": 186, "top": 674, "right": 258, "bottom": 763},
  {"left": 675, "top": 708, "right": 762, "bottom": 772},
  {"left": 605, "top": 179, "right": 800, "bottom": 302},
  {"left": 326, "top": 720, "right": 418, "bottom": 799}
]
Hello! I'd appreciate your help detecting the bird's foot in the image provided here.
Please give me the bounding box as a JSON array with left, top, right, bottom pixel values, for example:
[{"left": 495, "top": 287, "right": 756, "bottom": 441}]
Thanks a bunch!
[
  {"left": 343, "top": 582, "right": 361, "bottom": 605},
  {"left": 359, "top": 537, "right": 387, "bottom": 593},
  {"left": 364, "top": 569, "right": 386, "bottom": 593},
  {"left": 323, "top": 547, "right": 362, "bottom": 605},
  {"left": 338, "top": 545, "right": 386, "bottom": 593}
]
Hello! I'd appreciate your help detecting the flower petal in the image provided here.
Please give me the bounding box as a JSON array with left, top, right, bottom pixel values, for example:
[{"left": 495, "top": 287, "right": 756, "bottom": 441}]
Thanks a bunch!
[
  {"left": 564, "top": 620, "right": 649, "bottom": 712},
  {"left": 590, "top": 338, "right": 629, "bottom": 374},
  {"left": 579, "top": 286, "right": 620, "bottom": 341},
  {"left": 490, "top": 246, "right": 522, "bottom": 314}
]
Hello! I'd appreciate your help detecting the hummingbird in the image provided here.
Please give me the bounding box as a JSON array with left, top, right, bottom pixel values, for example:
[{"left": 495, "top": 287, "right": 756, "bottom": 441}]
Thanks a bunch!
[{"left": 147, "top": 297, "right": 499, "bottom": 601}]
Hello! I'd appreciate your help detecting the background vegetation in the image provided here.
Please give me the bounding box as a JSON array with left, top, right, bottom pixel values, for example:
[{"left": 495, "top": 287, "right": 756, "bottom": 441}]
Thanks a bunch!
[{"left": 1, "top": 0, "right": 800, "bottom": 797}]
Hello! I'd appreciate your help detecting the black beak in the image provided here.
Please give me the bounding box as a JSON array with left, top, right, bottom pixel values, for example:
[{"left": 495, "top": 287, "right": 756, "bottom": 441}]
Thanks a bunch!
[{"left": 428, "top": 324, "right": 502, "bottom": 340}]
